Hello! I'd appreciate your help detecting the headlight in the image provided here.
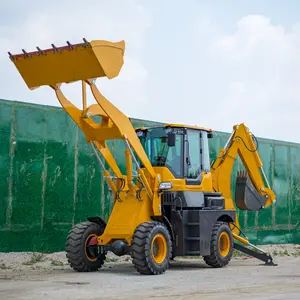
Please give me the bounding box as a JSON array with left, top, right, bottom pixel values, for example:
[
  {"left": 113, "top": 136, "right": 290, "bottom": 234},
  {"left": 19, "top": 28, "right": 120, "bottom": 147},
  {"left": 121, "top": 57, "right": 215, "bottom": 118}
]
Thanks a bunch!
[{"left": 158, "top": 182, "right": 172, "bottom": 190}]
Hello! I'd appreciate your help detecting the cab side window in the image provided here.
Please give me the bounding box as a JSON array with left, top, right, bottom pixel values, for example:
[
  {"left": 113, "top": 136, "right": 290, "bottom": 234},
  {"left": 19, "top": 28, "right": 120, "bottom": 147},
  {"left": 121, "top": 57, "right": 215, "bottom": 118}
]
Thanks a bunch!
[
  {"left": 201, "top": 131, "right": 211, "bottom": 172},
  {"left": 186, "top": 130, "right": 201, "bottom": 179},
  {"left": 166, "top": 134, "right": 183, "bottom": 177}
]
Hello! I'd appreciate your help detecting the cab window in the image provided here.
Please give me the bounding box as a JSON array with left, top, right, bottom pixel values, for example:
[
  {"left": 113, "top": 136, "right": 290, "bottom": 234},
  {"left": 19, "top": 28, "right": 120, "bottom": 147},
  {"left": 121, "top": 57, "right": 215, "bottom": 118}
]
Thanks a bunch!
[
  {"left": 186, "top": 130, "right": 201, "bottom": 179},
  {"left": 201, "top": 131, "right": 210, "bottom": 172}
]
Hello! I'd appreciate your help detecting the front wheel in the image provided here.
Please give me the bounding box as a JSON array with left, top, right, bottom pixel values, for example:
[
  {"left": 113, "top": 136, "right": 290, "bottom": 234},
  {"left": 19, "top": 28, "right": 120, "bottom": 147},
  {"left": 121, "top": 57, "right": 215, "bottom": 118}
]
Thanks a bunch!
[
  {"left": 65, "top": 221, "right": 107, "bottom": 272},
  {"left": 131, "top": 221, "right": 172, "bottom": 275},
  {"left": 203, "top": 221, "right": 233, "bottom": 268}
]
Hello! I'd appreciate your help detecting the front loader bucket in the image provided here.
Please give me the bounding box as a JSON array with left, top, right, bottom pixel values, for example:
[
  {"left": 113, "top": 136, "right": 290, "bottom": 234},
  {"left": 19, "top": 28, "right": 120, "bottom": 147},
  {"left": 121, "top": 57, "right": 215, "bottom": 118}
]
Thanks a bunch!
[
  {"left": 235, "top": 171, "right": 267, "bottom": 211},
  {"left": 8, "top": 39, "right": 125, "bottom": 89}
]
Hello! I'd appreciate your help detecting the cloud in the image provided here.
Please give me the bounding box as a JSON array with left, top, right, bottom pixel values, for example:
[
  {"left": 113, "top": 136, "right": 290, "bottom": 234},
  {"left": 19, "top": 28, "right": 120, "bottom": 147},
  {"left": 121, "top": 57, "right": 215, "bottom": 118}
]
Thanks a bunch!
[
  {"left": 120, "top": 12, "right": 300, "bottom": 144},
  {"left": 207, "top": 15, "right": 300, "bottom": 142},
  {"left": 2, "top": 5, "right": 300, "bottom": 144},
  {"left": 0, "top": 0, "right": 151, "bottom": 116}
]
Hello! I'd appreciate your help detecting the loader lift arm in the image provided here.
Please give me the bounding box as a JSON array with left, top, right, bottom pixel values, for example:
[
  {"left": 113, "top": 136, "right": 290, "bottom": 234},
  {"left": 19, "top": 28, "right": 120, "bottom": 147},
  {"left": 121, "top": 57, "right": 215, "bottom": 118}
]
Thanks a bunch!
[
  {"left": 9, "top": 39, "right": 161, "bottom": 217},
  {"left": 53, "top": 79, "right": 159, "bottom": 210},
  {"left": 211, "top": 123, "right": 277, "bottom": 265}
]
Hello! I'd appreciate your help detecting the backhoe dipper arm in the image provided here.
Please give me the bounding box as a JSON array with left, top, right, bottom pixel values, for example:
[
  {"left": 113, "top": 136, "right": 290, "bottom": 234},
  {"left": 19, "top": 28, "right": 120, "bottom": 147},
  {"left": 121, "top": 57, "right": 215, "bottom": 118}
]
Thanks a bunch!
[
  {"left": 211, "top": 123, "right": 276, "bottom": 211},
  {"left": 211, "top": 123, "right": 277, "bottom": 266}
]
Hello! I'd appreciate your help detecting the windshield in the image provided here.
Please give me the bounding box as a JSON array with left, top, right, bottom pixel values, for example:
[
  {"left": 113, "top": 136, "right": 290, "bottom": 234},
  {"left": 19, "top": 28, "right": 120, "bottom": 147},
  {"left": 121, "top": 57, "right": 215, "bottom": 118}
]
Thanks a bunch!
[{"left": 137, "top": 127, "right": 183, "bottom": 178}]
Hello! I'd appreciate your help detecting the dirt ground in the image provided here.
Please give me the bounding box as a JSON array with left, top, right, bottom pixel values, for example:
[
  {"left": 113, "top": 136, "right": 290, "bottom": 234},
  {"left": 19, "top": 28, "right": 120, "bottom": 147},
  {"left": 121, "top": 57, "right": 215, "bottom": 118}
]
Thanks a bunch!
[{"left": 1, "top": 244, "right": 300, "bottom": 300}]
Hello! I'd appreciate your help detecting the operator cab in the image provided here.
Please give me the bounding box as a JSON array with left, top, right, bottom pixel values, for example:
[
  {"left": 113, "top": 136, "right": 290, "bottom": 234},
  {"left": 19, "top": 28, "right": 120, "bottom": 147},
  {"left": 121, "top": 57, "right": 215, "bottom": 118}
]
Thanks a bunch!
[{"left": 135, "top": 124, "right": 213, "bottom": 185}]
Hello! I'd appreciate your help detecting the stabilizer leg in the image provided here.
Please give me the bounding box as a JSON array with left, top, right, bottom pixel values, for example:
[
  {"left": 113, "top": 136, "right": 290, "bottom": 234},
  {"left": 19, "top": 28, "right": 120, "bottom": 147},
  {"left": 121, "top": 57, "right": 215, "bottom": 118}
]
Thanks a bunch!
[{"left": 233, "top": 242, "right": 277, "bottom": 266}]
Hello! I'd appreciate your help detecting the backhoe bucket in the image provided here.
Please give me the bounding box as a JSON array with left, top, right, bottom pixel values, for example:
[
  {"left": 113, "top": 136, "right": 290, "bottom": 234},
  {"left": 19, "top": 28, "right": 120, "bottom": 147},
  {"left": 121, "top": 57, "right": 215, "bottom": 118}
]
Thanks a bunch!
[
  {"left": 8, "top": 39, "right": 125, "bottom": 89},
  {"left": 235, "top": 171, "right": 267, "bottom": 211}
]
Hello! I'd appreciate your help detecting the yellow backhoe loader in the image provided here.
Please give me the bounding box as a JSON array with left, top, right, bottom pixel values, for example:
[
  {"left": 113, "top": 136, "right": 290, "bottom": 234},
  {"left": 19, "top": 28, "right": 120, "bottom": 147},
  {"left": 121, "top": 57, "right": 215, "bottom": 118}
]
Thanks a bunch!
[{"left": 9, "top": 38, "right": 277, "bottom": 275}]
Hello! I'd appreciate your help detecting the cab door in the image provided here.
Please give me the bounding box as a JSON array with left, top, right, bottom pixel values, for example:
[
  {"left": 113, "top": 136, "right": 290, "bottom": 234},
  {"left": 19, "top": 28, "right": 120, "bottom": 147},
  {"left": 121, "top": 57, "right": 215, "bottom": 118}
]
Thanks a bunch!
[{"left": 184, "top": 129, "right": 202, "bottom": 185}]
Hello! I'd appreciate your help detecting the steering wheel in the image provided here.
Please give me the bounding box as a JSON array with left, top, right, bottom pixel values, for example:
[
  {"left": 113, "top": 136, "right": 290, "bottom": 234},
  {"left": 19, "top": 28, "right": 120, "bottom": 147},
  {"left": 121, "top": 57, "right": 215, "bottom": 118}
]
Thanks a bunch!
[{"left": 153, "top": 155, "right": 167, "bottom": 166}]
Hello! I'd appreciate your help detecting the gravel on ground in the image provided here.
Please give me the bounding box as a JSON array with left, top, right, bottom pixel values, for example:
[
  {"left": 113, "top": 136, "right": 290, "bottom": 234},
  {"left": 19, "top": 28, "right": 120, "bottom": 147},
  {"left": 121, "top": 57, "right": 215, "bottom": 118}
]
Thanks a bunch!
[{"left": 0, "top": 244, "right": 299, "bottom": 300}]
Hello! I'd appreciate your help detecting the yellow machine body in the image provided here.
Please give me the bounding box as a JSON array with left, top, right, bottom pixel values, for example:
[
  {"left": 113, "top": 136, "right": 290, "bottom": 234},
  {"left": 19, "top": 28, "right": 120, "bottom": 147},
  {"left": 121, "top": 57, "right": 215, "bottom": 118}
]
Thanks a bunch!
[{"left": 9, "top": 38, "right": 277, "bottom": 275}]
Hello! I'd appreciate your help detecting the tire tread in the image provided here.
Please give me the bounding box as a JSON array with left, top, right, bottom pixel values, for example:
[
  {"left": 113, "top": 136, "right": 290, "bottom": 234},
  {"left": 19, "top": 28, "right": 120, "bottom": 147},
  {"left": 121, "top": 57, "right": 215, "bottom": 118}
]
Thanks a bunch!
[
  {"left": 131, "top": 221, "right": 172, "bottom": 275},
  {"left": 65, "top": 221, "right": 106, "bottom": 272},
  {"left": 203, "top": 221, "right": 233, "bottom": 268}
]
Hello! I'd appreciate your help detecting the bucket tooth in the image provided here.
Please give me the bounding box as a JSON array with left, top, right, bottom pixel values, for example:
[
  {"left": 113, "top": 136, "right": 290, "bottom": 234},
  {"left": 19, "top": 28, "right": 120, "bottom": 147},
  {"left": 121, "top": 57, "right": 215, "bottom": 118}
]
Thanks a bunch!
[
  {"left": 51, "top": 44, "right": 59, "bottom": 52},
  {"left": 235, "top": 170, "right": 267, "bottom": 211},
  {"left": 66, "top": 41, "right": 73, "bottom": 50},
  {"left": 36, "top": 47, "right": 44, "bottom": 55},
  {"left": 8, "top": 52, "right": 15, "bottom": 60}
]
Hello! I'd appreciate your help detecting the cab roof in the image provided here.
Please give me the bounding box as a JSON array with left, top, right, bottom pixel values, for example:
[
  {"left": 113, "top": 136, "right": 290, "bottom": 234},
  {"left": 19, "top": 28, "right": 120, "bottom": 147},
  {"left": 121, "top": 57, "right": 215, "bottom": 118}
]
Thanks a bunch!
[
  {"left": 164, "top": 123, "right": 212, "bottom": 132},
  {"left": 135, "top": 123, "right": 212, "bottom": 132}
]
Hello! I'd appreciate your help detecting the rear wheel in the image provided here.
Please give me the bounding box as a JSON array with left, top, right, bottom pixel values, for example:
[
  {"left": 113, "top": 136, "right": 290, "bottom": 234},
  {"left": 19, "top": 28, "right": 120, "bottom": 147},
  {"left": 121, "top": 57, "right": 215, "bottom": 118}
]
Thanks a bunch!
[
  {"left": 203, "top": 221, "right": 233, "bottom": 268},
  {"left": 66, "top": 221, "right": 107, "bottom": 272},
  {"left": 131, "top": 221, "right": 172, "bottom": 275}
]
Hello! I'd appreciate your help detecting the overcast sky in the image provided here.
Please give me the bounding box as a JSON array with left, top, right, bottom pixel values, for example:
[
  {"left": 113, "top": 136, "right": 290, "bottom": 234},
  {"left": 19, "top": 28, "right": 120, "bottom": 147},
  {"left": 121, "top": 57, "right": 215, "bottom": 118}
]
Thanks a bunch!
[{"left": 1, "top": 0, "right": 300, "bottom": 143}]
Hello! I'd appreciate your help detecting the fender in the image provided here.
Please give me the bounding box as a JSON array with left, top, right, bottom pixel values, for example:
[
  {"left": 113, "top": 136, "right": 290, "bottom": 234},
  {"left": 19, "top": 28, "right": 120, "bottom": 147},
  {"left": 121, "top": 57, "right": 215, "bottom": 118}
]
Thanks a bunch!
[
  {"left": 151, "top": 215, "right": 175, "bottom": 242},
  {"left": 87, "top": 216, "right": 106, "bottom": 228}
]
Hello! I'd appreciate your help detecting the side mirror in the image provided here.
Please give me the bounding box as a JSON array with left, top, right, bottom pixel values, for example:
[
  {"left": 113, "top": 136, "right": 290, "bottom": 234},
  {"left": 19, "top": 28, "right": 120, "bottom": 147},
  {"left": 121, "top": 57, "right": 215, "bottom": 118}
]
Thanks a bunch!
[
  {"left": 208, "top": 132, "right": 213, "bottom": 139},
  {"left": 167, "top": 133, "right": 176, "bottom": 147}
]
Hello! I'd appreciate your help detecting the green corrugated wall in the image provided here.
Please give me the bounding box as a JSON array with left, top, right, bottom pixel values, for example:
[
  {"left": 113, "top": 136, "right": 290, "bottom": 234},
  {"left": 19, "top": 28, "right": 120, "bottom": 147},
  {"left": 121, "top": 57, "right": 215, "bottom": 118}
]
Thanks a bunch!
[{"left": 0, "top": 98, "right": 299, "bottom": 252}]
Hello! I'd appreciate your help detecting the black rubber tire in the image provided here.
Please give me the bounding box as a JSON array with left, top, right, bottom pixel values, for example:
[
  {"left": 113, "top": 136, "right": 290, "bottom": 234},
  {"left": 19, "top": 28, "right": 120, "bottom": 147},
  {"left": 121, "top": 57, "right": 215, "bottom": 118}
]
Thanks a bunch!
[
  {"left": 203, "top": 221, "right": 233, "bottom": 268},
  {"left": 65, "top": 221, "right": 107, "bottom": 272},
  {"left": 131, "top": 221, "right": 172, "bottom": 275}
]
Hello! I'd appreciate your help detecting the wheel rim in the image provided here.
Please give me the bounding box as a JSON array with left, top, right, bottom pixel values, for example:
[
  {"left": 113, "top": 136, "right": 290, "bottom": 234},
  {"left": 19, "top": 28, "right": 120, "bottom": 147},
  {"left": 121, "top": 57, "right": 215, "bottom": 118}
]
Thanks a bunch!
[
  {"left": 151, "top": 233, "right": 167, "bottom": 264},
  {"left": 218, "top": 232, "right": 230, "bottom": 257},
  {"left": 84, "top": 234, "right": 97, "bottom": 262}
]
